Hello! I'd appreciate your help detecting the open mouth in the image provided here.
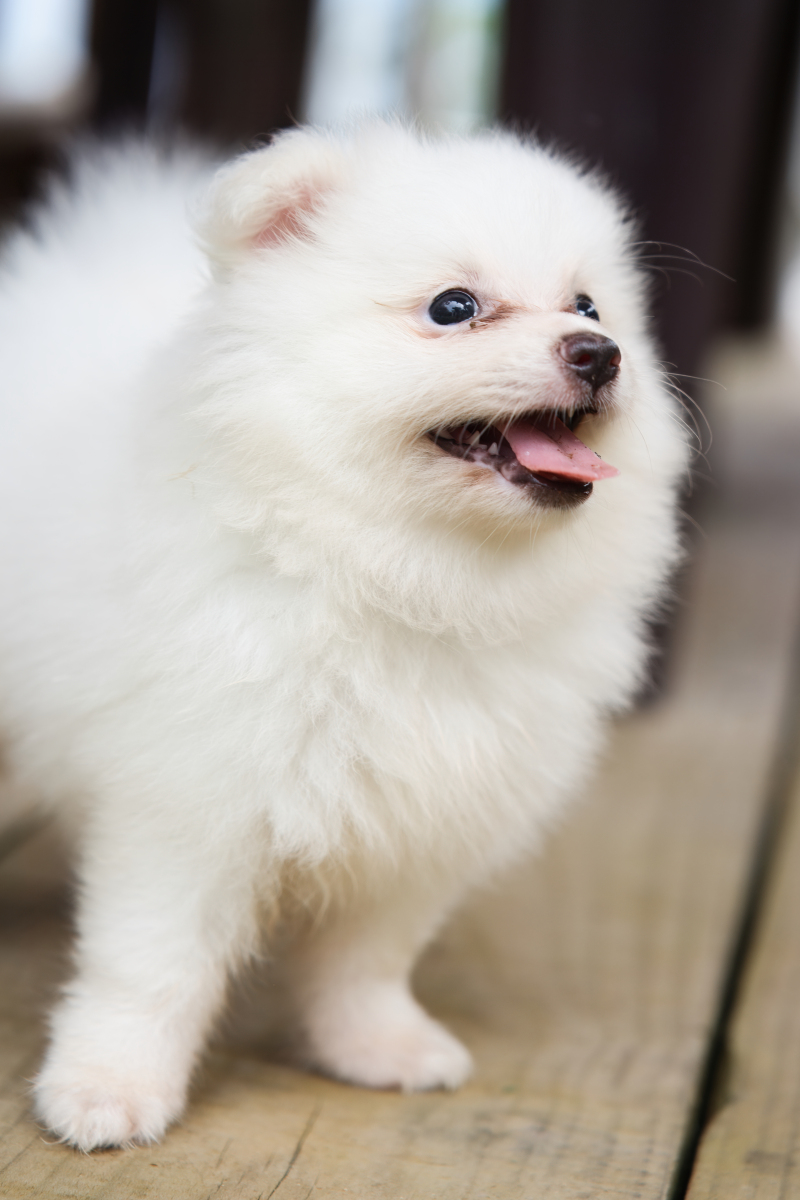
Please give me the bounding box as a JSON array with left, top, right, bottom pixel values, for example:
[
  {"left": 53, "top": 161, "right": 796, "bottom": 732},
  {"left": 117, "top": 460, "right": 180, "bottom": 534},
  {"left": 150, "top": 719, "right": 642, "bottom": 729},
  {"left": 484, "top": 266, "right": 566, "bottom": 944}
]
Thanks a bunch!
[{"left": 427, "top": 406, "right": 618, "bottom": 506}]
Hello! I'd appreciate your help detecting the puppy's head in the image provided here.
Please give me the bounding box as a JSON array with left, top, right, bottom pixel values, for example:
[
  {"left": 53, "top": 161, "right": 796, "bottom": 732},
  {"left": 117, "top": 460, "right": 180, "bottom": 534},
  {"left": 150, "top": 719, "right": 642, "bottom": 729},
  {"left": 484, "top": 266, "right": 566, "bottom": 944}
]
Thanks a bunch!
[{"left": 193, "top": 123, "right": 684, "bottom": 630}]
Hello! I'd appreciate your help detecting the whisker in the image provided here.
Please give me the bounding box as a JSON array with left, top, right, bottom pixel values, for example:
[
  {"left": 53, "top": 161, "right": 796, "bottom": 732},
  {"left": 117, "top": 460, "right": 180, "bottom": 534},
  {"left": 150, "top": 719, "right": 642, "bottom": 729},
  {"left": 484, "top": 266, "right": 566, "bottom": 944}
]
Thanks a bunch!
[
  {"left": 683, "top": 510, "right": 709, "bottom": 540},
  {"left": 631, "top": 240, "right": 736, "bottom": 283},
  {"left": 662, "top": 374, "right": 715, "bottom": 456}
]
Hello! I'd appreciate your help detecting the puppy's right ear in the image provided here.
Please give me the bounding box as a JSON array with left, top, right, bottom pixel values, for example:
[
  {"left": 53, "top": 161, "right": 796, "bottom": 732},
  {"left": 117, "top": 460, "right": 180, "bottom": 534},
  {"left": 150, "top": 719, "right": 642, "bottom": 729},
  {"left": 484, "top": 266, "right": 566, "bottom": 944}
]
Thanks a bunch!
[{"left": 198, "top": 127, "right": 347, "bottom": 274}]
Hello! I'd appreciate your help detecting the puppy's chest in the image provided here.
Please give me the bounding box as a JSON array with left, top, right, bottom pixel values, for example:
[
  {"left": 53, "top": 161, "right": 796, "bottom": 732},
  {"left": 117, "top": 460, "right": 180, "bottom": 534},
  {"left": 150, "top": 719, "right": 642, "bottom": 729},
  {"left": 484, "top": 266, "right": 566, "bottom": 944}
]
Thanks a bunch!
[
  {"left": 289, "top": 626, "right": 577, "bottom": 786},
  {"left": 221, "top": 610, "right": 600, "bottom": 857}
]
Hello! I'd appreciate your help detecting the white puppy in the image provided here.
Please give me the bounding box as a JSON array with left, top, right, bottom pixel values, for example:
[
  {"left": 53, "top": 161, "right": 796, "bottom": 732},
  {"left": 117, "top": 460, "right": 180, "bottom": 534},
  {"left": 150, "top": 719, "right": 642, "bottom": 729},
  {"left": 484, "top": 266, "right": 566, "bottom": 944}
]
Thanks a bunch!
[{"left": 0, "top": 123, "right": 686, "bottom": 1150}]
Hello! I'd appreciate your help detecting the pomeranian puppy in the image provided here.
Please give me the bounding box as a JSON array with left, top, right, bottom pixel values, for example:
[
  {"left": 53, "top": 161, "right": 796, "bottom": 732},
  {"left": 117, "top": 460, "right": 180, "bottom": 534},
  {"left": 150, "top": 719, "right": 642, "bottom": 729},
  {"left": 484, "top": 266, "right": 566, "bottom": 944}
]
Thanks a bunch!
[{"left": 0, "top": 123, "right": 685, "bottom": 1149}]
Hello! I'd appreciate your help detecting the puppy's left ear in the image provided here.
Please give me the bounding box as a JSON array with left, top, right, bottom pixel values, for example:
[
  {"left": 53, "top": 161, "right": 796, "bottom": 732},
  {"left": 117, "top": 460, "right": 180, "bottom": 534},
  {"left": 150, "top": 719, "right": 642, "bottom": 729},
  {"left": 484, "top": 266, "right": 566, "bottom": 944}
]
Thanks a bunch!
[{"left": 198, "top": 127, "right": 348, "bottom": 274}]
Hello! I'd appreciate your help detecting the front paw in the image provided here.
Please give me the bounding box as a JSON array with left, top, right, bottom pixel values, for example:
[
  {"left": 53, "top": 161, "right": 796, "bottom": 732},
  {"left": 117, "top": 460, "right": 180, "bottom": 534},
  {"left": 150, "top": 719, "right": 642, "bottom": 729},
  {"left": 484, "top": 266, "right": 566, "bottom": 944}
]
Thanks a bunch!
[
  {"left": 306, "top": 982, "right": 473, "bottom": 1092},
  {"left": 33, "top": 1059, "right": 184, "bottom": 1151}
]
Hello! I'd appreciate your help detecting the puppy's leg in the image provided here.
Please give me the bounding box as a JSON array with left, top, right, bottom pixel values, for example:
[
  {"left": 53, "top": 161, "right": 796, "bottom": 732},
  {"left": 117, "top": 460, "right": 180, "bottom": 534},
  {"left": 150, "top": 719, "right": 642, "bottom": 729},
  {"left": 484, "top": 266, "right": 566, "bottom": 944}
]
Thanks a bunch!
[
  {"left": 289, "top": 885, "right": 472, "bottom": 1092},
  {"left": 33, "top": 810, "right": 261, "bottom": 1151}
]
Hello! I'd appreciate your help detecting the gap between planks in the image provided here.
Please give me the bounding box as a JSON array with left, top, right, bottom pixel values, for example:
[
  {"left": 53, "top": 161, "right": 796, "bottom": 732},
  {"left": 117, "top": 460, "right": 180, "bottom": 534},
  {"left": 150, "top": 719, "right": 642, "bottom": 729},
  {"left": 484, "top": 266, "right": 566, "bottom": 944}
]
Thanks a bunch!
[{"left": 670, "top": 613, "right": 800, "bottom": 1199}]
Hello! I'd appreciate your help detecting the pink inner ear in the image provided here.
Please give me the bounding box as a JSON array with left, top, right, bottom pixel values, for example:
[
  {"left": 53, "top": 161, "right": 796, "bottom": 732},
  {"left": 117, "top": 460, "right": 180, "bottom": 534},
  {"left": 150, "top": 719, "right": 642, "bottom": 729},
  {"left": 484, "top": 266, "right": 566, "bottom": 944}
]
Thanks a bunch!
[{"left": 253, "top": 187, "right": 319, "bottom": 248}]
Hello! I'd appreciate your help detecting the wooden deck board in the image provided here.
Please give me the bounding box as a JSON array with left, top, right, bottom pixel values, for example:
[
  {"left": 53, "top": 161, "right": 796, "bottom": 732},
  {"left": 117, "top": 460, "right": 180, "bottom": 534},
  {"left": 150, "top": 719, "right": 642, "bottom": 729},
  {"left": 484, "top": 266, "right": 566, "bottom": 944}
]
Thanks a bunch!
[
  {"left": 1, "top": 340, "right": 800, "bottom": 1197},
  {"left": 685, "top": 674, "right": 800, "bottom": 1199}
]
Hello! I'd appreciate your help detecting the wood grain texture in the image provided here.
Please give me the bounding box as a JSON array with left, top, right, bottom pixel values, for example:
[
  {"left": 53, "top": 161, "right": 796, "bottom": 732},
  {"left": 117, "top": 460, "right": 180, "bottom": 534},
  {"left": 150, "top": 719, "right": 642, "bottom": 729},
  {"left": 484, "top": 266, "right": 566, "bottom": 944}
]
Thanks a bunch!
[
  {"left": 1, "top": 344, "right": 799, "bottom": 1197},
  {"left": 685, "top": 693, "right": 800, "bottom": 1199}
]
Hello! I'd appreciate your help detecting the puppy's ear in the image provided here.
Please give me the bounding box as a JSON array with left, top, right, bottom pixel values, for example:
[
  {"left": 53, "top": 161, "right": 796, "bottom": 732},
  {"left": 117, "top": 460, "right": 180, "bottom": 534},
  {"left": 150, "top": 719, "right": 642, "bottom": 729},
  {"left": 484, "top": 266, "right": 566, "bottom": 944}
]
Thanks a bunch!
[{"left": 199, "top": 127, "right": 347, "bottom": 273}]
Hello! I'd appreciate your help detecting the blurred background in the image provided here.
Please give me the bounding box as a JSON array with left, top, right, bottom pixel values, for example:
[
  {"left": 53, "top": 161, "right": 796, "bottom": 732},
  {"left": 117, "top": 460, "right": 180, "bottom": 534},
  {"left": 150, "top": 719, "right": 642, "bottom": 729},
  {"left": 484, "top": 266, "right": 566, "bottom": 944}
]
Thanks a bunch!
[{"left": 0, "top": 0, "right": 799, "bottom": 387}]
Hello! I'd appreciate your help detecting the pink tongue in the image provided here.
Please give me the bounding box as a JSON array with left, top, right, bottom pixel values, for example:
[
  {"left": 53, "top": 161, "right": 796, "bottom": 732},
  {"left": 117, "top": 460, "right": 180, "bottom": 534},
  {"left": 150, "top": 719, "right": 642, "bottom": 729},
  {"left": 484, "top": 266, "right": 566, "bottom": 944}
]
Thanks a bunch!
[{"left": 502, "top": 415, "right": 619, "bottom": 483}]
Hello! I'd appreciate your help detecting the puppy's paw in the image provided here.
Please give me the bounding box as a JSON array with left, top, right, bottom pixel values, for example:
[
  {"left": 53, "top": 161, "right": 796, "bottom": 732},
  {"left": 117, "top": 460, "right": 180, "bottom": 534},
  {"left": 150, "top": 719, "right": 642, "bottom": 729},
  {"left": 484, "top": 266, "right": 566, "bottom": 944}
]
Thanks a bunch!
[
  {"left": 307, "top": 982, "right": 473, "bottom": 1092},
  {"left": 33, "top": 1063, "right": 183, "bottom": 1151}
]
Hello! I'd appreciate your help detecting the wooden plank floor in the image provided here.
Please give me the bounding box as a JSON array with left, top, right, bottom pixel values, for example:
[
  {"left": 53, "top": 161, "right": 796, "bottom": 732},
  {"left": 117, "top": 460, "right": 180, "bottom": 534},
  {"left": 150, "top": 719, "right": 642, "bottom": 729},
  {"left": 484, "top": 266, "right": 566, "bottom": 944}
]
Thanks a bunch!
[
  {"left": 682, "top": 342, "right": 800, "bottom": 1199},
  {"left": 1, "top": 335, "right": 799, "bottom": 1198},
  {"left": 686, "top": 706, "right": 800, "bottom": 1199}
]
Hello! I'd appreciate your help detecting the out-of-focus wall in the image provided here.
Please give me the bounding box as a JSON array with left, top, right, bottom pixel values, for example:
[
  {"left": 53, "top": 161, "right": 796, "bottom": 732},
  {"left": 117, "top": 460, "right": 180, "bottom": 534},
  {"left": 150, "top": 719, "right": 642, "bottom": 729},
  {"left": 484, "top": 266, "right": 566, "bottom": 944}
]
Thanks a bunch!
[
  {"left": 301, "top": 0, "right": 503, "bottom": 134},
  {"left": 0, "top": 0, "right": 92, "bottom": 219}
]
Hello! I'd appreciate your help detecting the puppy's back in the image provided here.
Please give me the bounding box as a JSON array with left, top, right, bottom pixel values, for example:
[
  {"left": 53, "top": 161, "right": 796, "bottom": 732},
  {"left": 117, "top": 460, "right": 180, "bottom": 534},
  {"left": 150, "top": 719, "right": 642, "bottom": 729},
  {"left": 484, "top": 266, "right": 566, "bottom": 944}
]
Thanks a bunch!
[
  {"left": 0, "top": 143, "right": 210, "bottom": 442},
  {"left": 0, "top": 147, "right": 213, "bottom": 790}
]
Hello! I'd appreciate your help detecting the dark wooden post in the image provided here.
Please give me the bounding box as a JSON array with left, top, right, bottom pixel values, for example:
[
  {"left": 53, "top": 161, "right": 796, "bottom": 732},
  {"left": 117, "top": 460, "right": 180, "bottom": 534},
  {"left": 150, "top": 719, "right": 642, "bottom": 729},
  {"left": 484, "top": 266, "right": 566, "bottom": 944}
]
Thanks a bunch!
[
  {"left": 90, "top": 0, "right": 312, "bottom": 146},
  {"left": 501, "top": 0, "right": 800, "bottom": 380}
]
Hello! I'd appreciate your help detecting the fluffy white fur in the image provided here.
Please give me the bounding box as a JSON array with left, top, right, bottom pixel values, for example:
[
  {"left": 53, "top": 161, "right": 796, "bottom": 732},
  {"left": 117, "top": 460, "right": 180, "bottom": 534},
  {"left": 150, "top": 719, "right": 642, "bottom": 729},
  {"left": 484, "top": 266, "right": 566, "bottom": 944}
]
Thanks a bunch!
[{"left": 0, "top": 123, "right": 686, "bottom": 1150}]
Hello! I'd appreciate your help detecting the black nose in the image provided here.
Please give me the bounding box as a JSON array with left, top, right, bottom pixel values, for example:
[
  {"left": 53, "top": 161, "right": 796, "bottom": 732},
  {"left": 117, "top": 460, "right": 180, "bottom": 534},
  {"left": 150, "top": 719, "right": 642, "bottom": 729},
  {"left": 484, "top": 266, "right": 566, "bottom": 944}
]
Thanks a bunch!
[{"left": 559, "top": 333, "right": 621, "bottom": 390}]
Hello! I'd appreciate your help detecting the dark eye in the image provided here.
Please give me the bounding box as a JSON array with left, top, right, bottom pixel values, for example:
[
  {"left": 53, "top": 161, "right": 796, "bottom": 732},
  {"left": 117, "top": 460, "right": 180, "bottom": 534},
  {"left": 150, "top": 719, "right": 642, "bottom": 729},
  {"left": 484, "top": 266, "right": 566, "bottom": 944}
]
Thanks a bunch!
[
  {"left": 575, "top": 295, "right": 600, "bottom": 322},
  {"left": 428, "top": 290, "right": 479, "bottom": 325}
]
